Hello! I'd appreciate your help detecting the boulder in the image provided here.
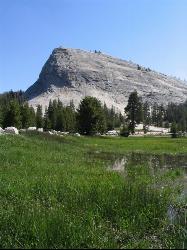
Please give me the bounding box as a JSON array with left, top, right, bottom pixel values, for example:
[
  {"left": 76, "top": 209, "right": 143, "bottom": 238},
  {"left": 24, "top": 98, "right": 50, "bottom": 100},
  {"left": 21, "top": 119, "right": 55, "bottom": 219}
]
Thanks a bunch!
[
  {"left": 0, "top": 127, "right": 4, "bottom": 134},
  {"left": 135, "top": 123, "right": 144, "bottom": 130},
  {"left": 19, "top": 129, "right": 27, "bottom": 133},
  {"left": 27, "top": 127, "right": 37, "bottom": 131},
  {"left": 4, "top": 127, "right": 19, "bottom": 135},
  {"left": 95, "top": 132, "right": 101, "bottom": 136},
  {"left": 37, "top": 128, "right": 44, "bottom": 132},
  {"left": 47, "top": 131, "right": 53, "bottom": 135},
  {"left": 148, "top": 126, "right": 169, "bottom": 133},
  {"left": 74, "top": 133, "right": 81, "bottom": 137},
  {"left": 51, "top": 129, "right": 58, "bottom": 135},
  {"left": 58, "top": 131, "right": 69, "bottom": 135},
  {"left": 106, "top": 130, "right": 118, "bottom": 136}
]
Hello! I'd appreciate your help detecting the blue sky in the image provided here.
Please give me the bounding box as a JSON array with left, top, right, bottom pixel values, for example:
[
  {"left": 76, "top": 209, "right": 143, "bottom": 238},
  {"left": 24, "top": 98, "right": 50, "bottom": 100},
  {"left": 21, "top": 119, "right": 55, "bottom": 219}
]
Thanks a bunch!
[{"left": 0, "top": 0, "right": 187, "bottom": 93}]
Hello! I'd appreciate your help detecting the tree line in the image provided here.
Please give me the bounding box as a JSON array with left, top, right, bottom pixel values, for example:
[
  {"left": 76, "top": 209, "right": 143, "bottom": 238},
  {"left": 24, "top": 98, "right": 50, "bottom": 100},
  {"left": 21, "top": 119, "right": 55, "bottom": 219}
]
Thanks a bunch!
[
  {"left": 0, "top": 91, "right": 123, "bottom": 134},
  {"left": 0, "top": 90, "right": 186, "bottom": 136},
  {"left": 123, "top": 91, "right": 187, "bottom": 136}
]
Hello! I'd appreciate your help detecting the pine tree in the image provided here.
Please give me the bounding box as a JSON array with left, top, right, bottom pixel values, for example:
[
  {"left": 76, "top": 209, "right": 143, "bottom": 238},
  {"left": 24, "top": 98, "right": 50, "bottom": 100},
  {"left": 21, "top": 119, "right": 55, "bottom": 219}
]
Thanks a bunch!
[
  {"left": 170, "top": 122, "right": 178, "bottom": 138},
  {"left": 107, "top": 106, "right": 115, "bottom": 130},
  {"left": 52, "top": 100, "right": 58, "bottom": 127},
  {"left": 151, "top": 103, "right": 158, "bottom": 126},
  {"left": 77, "top": 96, "right": 106, "bottom": 135},
  {"left": 137, "top": 100, "right": 143, "bottom": 123},
  {"left": 157, "top": 105, "right": 165, "bottom": 127},
  {"left": 43, "top": 107, "right": 51, "bottom": 131},
  {"left": 179, "top": 118, "right": 186, "bottom": 133},
  {"left": 143, "top": 102, "right": 151, "bottom": 133},
  {"left": 0, "top": 106, "right": 3, "bottom": 127},
  {"left": 165, "top": 103, "right": 176, "bottom": 123},
  {"left": 29, "top": 107, "right": 36, "bottom": 127},
  {"left": 20, "top": 102, "right": 32, "bottom": 128},
  {"left": 47, "top": 100, "right": 57, "bottom": 129},
  {"left": 64, "top": 106, "right": 77, "bottom": 132},
  {"left": 103, "top": 103, "right": 122, "bottom": 130},
  {"left": 3, "top": 100, "right": 22, "bottom": 128},
  {"left": 103, "top": 103, "right": 110, "bottom": 130},
  {"left": 119, "top": 112, "right": 124, "bottom": 125},
  {"left": 36, "top": 105, "right": 43, "bottom": 128},
  {"left": 125, "top": 91, "right": 143, "bottom": 134},
  {"left": 56, "top": 100, "right": 65, "bottom": 131}
]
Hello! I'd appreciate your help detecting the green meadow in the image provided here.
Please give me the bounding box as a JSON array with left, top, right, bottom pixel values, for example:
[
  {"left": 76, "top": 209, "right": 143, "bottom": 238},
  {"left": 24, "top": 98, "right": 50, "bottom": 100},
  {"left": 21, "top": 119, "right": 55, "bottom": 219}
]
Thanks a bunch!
[{"left": 0, "top": 133, "right": 186, "bottom": 249}]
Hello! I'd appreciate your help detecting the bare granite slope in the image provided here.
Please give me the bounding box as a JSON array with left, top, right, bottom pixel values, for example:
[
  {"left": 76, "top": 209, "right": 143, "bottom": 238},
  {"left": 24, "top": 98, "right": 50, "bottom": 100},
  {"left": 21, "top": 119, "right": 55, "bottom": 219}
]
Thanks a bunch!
[{"left": 25, "top": 47, "right": 187, "bottom": 113}]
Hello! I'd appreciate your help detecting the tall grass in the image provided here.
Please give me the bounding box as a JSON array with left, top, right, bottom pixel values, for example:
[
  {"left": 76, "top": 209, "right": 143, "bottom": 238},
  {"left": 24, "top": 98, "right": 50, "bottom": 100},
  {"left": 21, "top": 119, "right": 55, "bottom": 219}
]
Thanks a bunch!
[{"left": 0, "top": 134, "right": 186, "bottom": 248}]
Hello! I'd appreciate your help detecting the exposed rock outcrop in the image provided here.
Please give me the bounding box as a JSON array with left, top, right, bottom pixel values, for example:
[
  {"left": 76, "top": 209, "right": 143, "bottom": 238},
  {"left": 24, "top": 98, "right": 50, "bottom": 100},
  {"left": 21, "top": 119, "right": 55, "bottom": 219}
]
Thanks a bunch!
[{"left": 25, "top": 47, "right": 187, "bottom": 113}]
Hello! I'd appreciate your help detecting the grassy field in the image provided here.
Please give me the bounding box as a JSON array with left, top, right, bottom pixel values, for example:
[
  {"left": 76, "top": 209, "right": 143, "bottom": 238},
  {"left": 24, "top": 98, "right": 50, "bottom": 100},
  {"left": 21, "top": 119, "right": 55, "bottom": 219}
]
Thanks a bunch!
[{"left": 0, "top": 133, "right": 186, "bottom": 248}]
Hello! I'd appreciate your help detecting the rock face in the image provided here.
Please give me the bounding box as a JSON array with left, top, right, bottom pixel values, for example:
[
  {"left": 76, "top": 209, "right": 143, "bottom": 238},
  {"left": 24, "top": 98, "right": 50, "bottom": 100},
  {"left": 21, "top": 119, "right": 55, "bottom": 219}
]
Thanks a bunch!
[{"left": 25, "top": 47, "right": 187, "bottom": 113}]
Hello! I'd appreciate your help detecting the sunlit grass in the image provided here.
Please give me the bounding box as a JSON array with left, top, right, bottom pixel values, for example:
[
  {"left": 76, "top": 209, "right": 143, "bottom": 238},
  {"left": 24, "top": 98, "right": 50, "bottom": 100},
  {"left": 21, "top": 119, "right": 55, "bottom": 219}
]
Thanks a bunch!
[{"left": 0, "top": 134, "right": 186, "bottom": 248}]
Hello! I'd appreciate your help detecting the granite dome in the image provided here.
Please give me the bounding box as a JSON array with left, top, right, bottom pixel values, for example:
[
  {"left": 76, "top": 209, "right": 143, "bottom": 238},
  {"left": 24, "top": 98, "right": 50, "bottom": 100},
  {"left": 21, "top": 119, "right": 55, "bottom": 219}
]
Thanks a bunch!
[{"left": 25, "top": 47, "right": 187, "bottom": 113}]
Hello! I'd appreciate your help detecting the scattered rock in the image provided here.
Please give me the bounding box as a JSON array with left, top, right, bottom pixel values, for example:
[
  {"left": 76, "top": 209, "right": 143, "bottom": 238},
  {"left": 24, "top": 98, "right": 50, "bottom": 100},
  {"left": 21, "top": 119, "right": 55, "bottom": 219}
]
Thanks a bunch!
[
  {"left": 148, "top": 126, "right": 169, "bottom": 134},
  {"left": 74, "top": 133, "right": 81, "bottom": 137},
  {"left": 106, "top": 130, "right": 119, "bottom": 136},
  {"left": 58, "top": 131, "right": 69, "bottom": 135},
  {"left": 19, "top": 129, "right": 27, "bottom": 133},
  {"left": 37, "top": 128, "right": 44, "bottom": 132},
  {"left": 0, "top": 127, "right": 4, "bottom": 135},
  {"left": 51, "top": 129, "right": 58, "bottom": 135},
  {"left": 47, "top": 131, "right": 53, "bottom": 135},
  {"left": 4, "top": 127, "right": 19, "bottom": 135},
  {"left": 95, "top": 132, "right": 101, "bottom": 136},
  {"left": 135, "top": 123, "right": 144, "bottom": 130},
  {"left": 134, "top": 123, "right": 170, "bottom": 136},
  {"left": 27, "top": 127, "right": 37, "bottom": 131}
]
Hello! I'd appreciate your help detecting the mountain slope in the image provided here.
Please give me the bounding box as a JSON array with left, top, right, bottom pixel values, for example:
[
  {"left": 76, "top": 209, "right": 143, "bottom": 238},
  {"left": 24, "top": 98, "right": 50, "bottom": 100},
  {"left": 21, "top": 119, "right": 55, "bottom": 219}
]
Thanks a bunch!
[{"left": 25, "top": 47, "right": 187, "bottom": 113}]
